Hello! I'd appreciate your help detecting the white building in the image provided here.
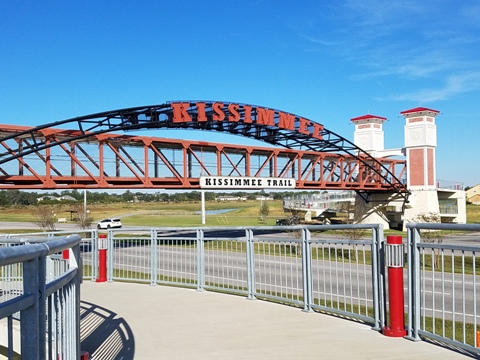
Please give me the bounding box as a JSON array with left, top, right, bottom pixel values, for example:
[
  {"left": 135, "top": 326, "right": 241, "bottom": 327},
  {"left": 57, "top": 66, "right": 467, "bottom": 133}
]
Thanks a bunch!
[{"left": 351, "top": 107, "right": 466, "bottom": 229}]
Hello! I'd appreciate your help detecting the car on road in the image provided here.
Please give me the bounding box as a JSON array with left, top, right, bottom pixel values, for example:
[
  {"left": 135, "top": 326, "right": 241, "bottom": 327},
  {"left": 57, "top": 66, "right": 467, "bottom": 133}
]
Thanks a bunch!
[{"left": 97, "top": 218, "right": 122, "bottom": 229}]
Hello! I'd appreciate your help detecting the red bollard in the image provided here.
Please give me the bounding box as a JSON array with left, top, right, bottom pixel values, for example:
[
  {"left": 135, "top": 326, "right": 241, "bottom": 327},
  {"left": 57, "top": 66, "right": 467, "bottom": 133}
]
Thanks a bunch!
[
  {"left": 62, "top": 249, "right": 70, "bottom": 260},
  {"left": 96, "top": 233, "right": 108, "bottom": 283},
  {"left": 382, "top": 235, "right": 407, "bottom": 337}
]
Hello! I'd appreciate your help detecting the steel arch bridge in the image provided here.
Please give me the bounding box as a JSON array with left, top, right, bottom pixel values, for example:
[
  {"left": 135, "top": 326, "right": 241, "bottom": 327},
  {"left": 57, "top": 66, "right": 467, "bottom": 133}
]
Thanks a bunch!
[{"left": 0, "top": 100, "right": 408, "bottom": 201}]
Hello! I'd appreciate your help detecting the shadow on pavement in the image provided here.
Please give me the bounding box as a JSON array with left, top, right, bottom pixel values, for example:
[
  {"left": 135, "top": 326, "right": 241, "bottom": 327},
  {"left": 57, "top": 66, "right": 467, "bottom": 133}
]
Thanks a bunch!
[{"left": 80, "top": 300, "right": 135, "bottom": 360}]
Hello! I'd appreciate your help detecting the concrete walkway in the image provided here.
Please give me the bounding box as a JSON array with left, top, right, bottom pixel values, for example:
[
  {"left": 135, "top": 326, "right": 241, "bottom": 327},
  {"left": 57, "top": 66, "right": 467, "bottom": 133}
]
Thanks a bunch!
[{"left": 80, "top": 281, "right": 472, "bottom": 360}]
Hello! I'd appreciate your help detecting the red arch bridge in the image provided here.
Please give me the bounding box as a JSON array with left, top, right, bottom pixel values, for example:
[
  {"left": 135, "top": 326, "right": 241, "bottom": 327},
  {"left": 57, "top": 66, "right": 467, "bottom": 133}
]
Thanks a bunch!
[{"left": 0, "top": 100, "right": 408, "bottom": 203}]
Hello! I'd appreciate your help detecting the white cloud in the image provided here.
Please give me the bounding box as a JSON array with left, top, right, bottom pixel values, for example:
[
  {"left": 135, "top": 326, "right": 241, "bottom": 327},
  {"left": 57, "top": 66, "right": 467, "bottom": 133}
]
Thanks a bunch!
[{"left": 384, "top": 72, "right": 480, "bottom": 102}]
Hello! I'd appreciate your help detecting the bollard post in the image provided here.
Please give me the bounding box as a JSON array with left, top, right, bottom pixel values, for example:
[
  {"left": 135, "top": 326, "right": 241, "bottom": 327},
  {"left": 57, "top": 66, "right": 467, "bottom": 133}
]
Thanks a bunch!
[
  {"left": 382, "top": 235, "right": 407, "bottom": 337},
  {"left": 477, "top": 330, "right": 480, "bottom": 348},
  {"left": 96, "top": 233, "right": 107, "bottom": 283},
  {"left": 62, "top": 249, "right": 69, "bottom": 260}
]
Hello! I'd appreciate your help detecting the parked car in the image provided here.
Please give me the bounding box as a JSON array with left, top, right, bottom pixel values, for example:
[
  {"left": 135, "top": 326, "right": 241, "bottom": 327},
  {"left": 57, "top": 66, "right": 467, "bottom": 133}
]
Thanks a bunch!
[
  {"left": 97, "top": 218, "right": 122, "bottom": 229},
  {"left": 275, "top": 215, "right": 299, "bottom": 226}
]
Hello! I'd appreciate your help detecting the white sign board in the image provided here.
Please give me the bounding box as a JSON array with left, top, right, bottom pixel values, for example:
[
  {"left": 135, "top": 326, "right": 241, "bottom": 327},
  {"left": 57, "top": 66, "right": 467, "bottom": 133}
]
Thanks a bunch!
[{"left": 200, "top": 176, "right": 296, "bottom": 189}]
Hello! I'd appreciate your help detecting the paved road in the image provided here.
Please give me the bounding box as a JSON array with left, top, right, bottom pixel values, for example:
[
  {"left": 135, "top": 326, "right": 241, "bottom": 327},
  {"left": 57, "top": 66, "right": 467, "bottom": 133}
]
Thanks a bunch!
[{"left": 0, "top": 221, "right": 479, "bottom": 244}]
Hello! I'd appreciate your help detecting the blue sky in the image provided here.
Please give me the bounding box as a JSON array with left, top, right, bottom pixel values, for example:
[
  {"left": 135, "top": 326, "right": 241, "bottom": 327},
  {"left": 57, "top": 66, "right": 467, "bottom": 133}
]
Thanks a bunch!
[{"left": 1, "top": 1, "right": 479, "bottom": 186}]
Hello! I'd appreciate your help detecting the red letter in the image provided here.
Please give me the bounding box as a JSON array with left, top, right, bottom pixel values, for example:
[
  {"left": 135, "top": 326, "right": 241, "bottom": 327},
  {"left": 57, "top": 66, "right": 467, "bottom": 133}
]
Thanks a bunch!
[
  {"left": 312, "top": 122, "right": 324, "bottom": 140},
  {"left": 212, "top": 102, "right": 225, "bottom": 121},
  {"left": 171, "top": 102, "right": 192, "bottom": 123},
  {"left": 196, "top": 102, "right": 208, "bottom": 122},
  {"left": 244, "top": 105, "right": 252, "bottom": 123},
  {"left": 277, "top": 111, "right": 295, "bottom": 130},
  {"left": 228, "top": 103, "right": 240, "bottom": 122},
  {"left": 257, "top": 107, "right": 275, "bottom": 126},
  {"left": 298, "top": 117, "right": 311, "bottom": 135}
]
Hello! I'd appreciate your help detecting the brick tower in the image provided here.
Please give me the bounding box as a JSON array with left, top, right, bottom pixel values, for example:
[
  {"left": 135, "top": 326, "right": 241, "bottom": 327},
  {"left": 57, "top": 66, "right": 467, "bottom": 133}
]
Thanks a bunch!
[
  {"left": 401, "top": 107, "right": 441, "bottom": 218},
  {"left": 401, "top": 107, "right": 439, "bottom": 189}
]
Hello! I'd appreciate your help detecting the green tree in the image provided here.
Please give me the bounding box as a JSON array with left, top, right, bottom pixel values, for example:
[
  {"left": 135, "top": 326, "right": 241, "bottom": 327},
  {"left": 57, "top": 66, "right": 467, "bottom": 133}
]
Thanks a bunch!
[
  {"left": 34, "top": 205, "right": 58, "bottom": 231},
  {"left": 71, "top": 203, "right": 94, "bottom": 230},
  {"left": 259, "top": 201, "right": 270, "bottom": 222}
]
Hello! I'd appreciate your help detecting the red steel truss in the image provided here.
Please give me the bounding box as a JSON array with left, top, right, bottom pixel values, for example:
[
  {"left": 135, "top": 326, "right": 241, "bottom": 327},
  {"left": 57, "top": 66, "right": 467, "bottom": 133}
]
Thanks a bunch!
[{"left": 0, "top": 124, "right": 406, "bottom": 191}]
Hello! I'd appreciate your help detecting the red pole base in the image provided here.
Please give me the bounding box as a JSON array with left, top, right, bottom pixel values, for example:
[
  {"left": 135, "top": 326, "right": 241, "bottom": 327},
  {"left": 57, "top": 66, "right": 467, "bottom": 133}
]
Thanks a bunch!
[
  {"left": 382, "top": 326, "right": 407, "bottom": 337},
  {"left": 96, "top": 248, "right": 107, "bottom": 282}
]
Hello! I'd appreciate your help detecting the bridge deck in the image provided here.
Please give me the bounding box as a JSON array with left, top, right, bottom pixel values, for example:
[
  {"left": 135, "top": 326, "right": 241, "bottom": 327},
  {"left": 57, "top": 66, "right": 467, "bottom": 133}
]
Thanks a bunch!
[{"left": 80, "top": 281, "right": 468, "bottom": 360}]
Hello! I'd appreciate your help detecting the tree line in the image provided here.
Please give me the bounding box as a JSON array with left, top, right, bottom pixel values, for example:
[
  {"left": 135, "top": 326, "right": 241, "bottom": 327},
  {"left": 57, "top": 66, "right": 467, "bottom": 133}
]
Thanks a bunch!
[{"left": 0, "top": 189, "right": 323, "bottom": 207}]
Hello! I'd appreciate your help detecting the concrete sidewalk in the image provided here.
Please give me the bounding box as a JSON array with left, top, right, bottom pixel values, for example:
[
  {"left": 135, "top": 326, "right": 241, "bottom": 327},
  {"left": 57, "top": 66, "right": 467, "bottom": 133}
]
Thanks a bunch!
[{"left": 80, "top": 282, "right": 471, "bottom": 360}]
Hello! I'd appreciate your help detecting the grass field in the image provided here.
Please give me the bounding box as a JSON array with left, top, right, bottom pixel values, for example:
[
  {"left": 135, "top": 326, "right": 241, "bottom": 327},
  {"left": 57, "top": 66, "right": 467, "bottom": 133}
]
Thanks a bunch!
[
  {"left": 467, "top": 204, "right": 480, "bottom": 223},
  {"left": 0, "top": 200, "right": 287, "bottom": 229},
  {"left": 0, "top": 201, "right": 479, "bottom": 232}
]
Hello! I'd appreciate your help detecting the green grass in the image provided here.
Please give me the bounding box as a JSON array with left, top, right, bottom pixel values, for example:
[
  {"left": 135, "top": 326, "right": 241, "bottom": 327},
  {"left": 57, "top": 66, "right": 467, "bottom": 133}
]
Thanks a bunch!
[
  {"left": 467, "top": 204, "right": 480, "bottom": 223},
  {"left": 1, "top": 201, "right": 479, "bottom": 231}
]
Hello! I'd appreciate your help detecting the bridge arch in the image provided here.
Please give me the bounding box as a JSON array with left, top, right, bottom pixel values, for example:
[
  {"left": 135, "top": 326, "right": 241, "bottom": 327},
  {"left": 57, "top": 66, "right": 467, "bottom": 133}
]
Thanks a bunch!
[{"left": 0, "top": 100, "right": 408, "bottom": 201}]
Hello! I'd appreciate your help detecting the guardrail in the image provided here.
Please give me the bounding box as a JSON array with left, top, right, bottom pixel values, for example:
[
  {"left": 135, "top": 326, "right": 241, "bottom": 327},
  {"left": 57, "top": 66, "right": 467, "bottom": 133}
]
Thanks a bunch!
[
  {"left": 0, "top": 234, "right": 82, "bottom": 359},
  {"left": 1, "top": 229, "right": 98, "bottom": 281},
  {"left": 1, "top": 222, "right": 478, "bottom": 358},
  {"left": 102, "top": 223, "right": 479, "bottom": 357},
  {"left": 406, "top": 223, "right": 480, "bottom": 356},
  {"left": 103, "top": 224, "right": 385, "bottom": 330}
]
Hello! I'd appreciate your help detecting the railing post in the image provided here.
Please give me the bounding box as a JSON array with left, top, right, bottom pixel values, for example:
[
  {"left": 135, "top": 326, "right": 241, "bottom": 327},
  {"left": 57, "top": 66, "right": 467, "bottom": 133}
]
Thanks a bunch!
[
  {"left": 91, "top": 230, "right": 99, "bottom": 280},
  {"left": 196, "top": 229, "right": 205, "bottom": 291},
  {"left": 73, "top": 242, "right": 82, "bottom": 359},
  {"left": 371, "top": 225, "right": 385, "bottom": 331},
  {"left": 246, "top": 229, "right": 256, "bottom": 300},
  {"left": 150, "top": 229, "right": 158, "bottom": 286},
  {"left": 382, "top": 235, "right": 407, "bottom": 337},
  {"left": 21, "top": 246, "right": 48, "bottom": 359},
  {"left": 406, "top": 225, "right": 421, "bottom": 341},
  {"left": 302, "top": 228, "right": 313, "bottom": 312}
]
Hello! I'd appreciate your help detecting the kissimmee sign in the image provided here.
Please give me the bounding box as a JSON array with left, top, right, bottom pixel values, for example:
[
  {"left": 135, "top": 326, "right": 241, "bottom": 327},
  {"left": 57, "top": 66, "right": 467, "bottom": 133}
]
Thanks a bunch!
[
  {"left": 170, "top": 102, "right": 325, "bottom": 140},
  {"left": 200, "top": 176, "right": 295, "bottom": 189}
]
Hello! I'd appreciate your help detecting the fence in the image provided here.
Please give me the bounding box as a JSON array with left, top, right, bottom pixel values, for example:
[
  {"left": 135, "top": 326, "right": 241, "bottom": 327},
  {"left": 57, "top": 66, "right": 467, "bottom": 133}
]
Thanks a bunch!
[
  {"left": 1, "top": 222, "right": 479, "bottom": 358},
  {"left": 0, "top": 234, "right": 82, "bottom": 359},
  {"left": 102, "top": 223, "right": 479, "bottom": 357},
  {"left": 104, "top": 224, "right": 385, "bottom": 330},
  {"left": 0, "top": 229, "right": 98, "bottom": 281},
  {"left": 406, "top": 223, "right": 480, "bottom": 356}
]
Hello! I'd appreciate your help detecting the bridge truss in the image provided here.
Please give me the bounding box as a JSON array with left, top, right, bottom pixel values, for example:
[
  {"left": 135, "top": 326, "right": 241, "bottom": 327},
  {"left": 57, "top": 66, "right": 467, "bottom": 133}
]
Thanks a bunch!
[
  {"left": 0, "top": 101, "right": 408, "bottom": 201},
  {"left": 0, "top": 125, "right": 406, "bottom": 193}
]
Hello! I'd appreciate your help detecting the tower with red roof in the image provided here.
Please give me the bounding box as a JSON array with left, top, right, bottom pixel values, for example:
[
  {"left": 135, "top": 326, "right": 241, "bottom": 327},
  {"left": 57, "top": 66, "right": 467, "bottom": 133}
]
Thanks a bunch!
[
  {"left": 349, "top": 107, "right": 466, "bottom": 230},
  {"left": 401, "top": 107, "right": 439, "bottom": 190}
]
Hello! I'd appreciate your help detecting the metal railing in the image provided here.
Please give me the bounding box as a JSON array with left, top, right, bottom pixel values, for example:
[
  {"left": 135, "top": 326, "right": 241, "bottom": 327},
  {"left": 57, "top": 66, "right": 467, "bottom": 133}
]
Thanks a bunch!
[
  {"left": 104, "top": 224, "right": 385, "bottom": 330},
  {"left": 436, "top": 179, "right": 465, "bottom": 190},
  {"left": 0, "top": 229, "right": 98, "bottom": 281},
  {"left": 407, "top": 223, "right": 480, "bottom": 356},
  {"left": 2, "top": 222, "right": 478, "bottom": 358},
  {"left": 0, "top": 234, "right": 82, "bottom": 359}
]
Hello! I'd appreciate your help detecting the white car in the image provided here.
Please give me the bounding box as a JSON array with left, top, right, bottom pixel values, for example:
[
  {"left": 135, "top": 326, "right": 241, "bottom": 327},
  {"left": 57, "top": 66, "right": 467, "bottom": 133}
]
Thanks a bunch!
[{"left": 97, "top": 218, "right": 122, "bottom": 229}]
